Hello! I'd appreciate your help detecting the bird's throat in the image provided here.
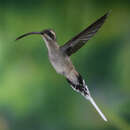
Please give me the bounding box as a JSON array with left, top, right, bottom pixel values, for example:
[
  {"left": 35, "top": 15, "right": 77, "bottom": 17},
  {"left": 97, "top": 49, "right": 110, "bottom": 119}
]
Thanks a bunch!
[{"left": 42, "top": 37, "right": 59, "bottom": 53}]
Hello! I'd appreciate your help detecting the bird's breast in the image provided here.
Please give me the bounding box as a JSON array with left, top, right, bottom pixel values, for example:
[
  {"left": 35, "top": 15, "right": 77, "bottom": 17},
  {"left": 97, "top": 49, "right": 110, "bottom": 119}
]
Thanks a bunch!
[{"left": 48, "top": 51, "right": 73, "bottom": 76}]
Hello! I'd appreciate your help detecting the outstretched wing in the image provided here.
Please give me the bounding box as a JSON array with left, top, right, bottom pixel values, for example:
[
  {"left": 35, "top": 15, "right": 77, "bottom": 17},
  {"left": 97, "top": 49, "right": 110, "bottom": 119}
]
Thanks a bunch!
[{"left": 60, "top": 12, "right": 110, "bottom": 56}]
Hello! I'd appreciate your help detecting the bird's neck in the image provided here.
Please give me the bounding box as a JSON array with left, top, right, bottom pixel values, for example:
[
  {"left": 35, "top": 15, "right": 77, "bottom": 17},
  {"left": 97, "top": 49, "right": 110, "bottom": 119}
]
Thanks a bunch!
[{"left": 42, "top": 37, "right": 59, "bottom": 53}]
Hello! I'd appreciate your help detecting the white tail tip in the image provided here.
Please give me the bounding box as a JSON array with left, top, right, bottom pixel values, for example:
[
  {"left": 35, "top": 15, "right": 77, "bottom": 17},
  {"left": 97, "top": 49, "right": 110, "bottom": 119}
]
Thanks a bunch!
[{"left": 86, "top": 96, "right": 108, "bottom": 122}]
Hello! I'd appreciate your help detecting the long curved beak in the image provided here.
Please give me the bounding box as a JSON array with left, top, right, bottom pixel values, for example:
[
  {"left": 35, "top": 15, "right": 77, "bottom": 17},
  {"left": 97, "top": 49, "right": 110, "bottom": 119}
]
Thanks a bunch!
[{"left": 16, "top": 32, "right": 42, "bottom": 41}]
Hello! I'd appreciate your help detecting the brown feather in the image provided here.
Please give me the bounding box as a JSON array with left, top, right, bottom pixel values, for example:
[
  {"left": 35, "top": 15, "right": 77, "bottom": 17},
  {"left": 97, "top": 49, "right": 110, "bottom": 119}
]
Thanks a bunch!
[{"left": 60, "top": 11, "right": 110, "bottom": 56}]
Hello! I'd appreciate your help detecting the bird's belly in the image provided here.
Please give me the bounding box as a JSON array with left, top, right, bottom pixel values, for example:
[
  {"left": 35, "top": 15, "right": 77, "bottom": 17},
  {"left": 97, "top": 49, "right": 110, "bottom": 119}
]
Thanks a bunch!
[
  {"left": 49, "top": 54, "right": 72, "bottom": 75},
  {"left": 50, "top": 59, "right": 66, "bottom": 74}
]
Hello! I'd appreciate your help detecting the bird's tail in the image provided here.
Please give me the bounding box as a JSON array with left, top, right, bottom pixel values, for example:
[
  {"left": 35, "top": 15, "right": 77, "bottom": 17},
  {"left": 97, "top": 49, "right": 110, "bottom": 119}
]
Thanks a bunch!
[
  {"left": 66, "top": 74, "right": 107, "bottom": 122},
  {"left": 82, "top": 79, "right": 107, "bottom": 122},
  {"left": 85, "top": 92, "right": 107, "bottom": 122}
]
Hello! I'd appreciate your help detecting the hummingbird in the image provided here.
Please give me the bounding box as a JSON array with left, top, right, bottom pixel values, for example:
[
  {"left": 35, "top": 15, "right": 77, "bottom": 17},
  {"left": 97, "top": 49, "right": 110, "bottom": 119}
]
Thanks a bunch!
[{"left": 16, "top": 12, "right": 110, "bottom": 122}]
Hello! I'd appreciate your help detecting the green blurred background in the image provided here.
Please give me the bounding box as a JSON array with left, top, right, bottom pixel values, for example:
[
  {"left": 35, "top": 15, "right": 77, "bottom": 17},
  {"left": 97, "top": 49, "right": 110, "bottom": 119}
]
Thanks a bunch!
[{"left": 0, "top": 0, "right": 130, "bottom": 129}]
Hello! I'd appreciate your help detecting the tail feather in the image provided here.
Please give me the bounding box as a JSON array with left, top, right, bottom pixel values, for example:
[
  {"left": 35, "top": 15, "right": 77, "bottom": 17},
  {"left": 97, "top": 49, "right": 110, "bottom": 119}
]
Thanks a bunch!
[
  {"left": 66, "top": 74, "right": 107, "bottom": 122},
  {"left": 86, "top": 95, "right": 107, "bottom": 122},
  {"left": 83, "top": 83, "right": 107, "bottom": 121}
]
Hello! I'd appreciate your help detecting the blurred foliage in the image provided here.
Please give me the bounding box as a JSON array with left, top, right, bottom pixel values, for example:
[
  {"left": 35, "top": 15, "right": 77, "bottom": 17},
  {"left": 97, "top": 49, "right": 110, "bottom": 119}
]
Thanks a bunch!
[{"left": 0, "top": 0, "right": 130, "bottom": 130}]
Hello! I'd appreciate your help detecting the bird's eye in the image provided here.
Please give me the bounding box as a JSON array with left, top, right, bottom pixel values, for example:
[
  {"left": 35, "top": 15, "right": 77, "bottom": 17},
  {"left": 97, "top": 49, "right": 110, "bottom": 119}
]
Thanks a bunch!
[{"left": 46, "top": 31, "right": 55, "bottom": 40}]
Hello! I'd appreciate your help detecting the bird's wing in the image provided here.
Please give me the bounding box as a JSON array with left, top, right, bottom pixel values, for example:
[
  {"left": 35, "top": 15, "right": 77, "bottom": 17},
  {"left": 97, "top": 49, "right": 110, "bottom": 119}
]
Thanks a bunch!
[{"left": 60, "top": 11, "right": 110, "bottom": 56}]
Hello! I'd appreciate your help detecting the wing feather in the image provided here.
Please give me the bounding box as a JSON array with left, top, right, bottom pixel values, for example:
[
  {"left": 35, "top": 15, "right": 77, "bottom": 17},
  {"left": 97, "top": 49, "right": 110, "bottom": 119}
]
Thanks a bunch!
[{"left": 60, "top": 11, "right": 110, "bottom": 56}]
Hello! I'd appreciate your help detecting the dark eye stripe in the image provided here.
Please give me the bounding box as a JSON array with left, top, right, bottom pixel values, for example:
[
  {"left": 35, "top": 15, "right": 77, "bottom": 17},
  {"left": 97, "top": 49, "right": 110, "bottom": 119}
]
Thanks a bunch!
[{"left": 46, "top": 31, "right": 55, "bottom": 40}]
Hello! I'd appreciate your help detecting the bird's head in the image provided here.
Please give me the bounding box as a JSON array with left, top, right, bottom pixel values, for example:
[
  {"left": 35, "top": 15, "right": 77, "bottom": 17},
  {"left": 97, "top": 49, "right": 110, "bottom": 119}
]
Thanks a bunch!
[
  {"left": 16, "top": 29, "right": 56, "bottom": 41},
  {"left": 41, "top": 29, "right": 56, "bottom": 41}
]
